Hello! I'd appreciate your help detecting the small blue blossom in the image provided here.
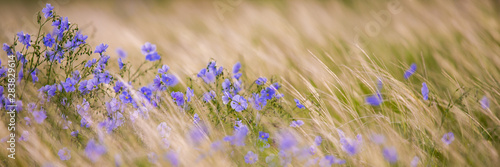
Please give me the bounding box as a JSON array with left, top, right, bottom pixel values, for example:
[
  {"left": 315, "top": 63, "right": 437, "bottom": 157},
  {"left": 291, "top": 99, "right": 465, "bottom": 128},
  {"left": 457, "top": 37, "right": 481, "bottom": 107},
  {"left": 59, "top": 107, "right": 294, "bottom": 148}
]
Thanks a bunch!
[
  {"left": 32, "top": 110, "right": 47, "bottom": 124},
  {"left": 118, "top": 58, "right": 124, "bottom": 70},
  {"left": 203, "top": 91, "right": 216, "bottom": 102},
  {"left": 85, "top": 59, "right": 97, "bottom": 68},
  {"left": 116, "top": 48, "right": 127, "bottom": 58},
  {"left": 261, "top": 87, "right": 275, "bottom": 100},
  {"left": 256, "top": 77, "right": 267, "bottom": 85},
  {"left": 19, "top": 131, "right": 29, "bottom": 141},
  {"left": 383, "top": 147, "right": 398, "bottom": 164},
  {"left": 158, "top": 65, "right": 169, "bottom": 74},
  {"left": 480, "top": 96, "right": 489, "bottom": 109},
  {"left": 71, "top": 131, "right": 79, "bottom": 137},
  {"left": 404, "top": 63, "right": 417, "bottom": 79},
  {"left": 315, "top": 136, "right": 322, "bottom": 146},
  {"left": 319, "top": 155, "right": 345, "bottom": 166},
  {"left": 62, "top": 77, "right": 77, "bottom": 92},
  {"left": 251, "top": 93, "right": 267, "bottom": 110},
  {"left": 31, "top": 70, "right": 38, "bottom": 83},
  {"left": 186, "top": 87, "right": 194, "bottom": 102},
  {"left": 171, "top": 92, "right": 185, "bottom": 106},
  {"left": 422, "top": 82, "right": 429, "bottom": 100},
  {"left": 146, "top": 52, "right": 160, "bottom": 61},
  {"left": 42, "top": 3, "right": 54, "bottom": 18},
  {"left": 141, "top": 42, "right": 156, "bottom": 55},
  {"left": 366, "top": 91, "right": 383, "bottom": 106},
  {"left": 244, "top": 151, "right": 258, "bottom": 164},
  {"left": 233, "top": 62, "right": 241, "bottom": 74},
  {"left": 43, "top": 33, "right": 55, "bottom": 47},
  {"left": 58, "top": 147, "right": 71, "bottom": 161},
  {"left": 290, "top": 120, "right": 304, "bottom": 127},
  {"left": 2, "top": 43, "right": 13, "bottom": 55},
  {"left": 338, "top": 129, "right": 362, "bottom": 156},
  {"left": 442, "top": 132, "right": 455, "bottom": 145},
  {"left": 85, "top": 140, "right": 107, "bottom": 162},
  {"left": 295, "top": 99, "right": 305, "bottom": 109},
  {"left": 230, "top": 95, "right": 248, "bottom": 112},
  {"left": 94, "top": 43, "right": 108, "bottom": 54},
  {"left": 17, "top": 31, "right": 31, "bottom": 49},
  {"left": 223, "top": 122, "right": 248, "bottom": 146},
  {"left": 164, "top": 151, "right": 179, "bottom": 167},
  {"left": 259, "top": 131, "right": 269, "bottom": 140}
]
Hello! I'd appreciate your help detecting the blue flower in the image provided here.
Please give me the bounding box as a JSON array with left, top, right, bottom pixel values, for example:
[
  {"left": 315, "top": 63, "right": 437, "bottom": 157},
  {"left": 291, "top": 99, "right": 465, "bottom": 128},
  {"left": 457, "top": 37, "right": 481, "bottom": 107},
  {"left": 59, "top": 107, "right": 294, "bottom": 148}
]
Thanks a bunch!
[
  {"left": 86, "top": 78, "right": 99, "bottom": 91},
  {"left": 171, "top": 92, "right": 185, "bottom": 106},
  {"left": 106, "top": 98, "right": 121, "bottom": 113},
  {"left": 31, "top": 70, "right": 38, "bottom": 83},
  {"left": 421, "top": 82, "right": 429, "bottom": 100},
  {"left": 113, "top": 81, "right": 125, "bottom": 93},
  {"left": 19, "top": 131, "right": 29, "bottom": 141},
  {"left": 71, "top": 130, "right": 79, "bottom": 137},
  {"left": 32, "top": 110, "right": 47, "bottom": 124},
  {"left": 43, "top": 33, "right": 55, "bottom": 47},
  {"left": 290, "top": 120, "right": 304, "bottom": 127},
  {"left": 366, "top": 91, "right": 383, "bottom": 106},
  {"left": 259, "top": 131, "right": 269, "bottom": 140},
  {"left": 222, "top": 92, "right": 232, "bottom": 104},
  {"left": 158, "top": 65, "right": 169, "bottom": 74},
  {"left": 62, "top": 77, "right": 77, "bottom": 92},
  {"left": 85, "top": 140, "right": 107, "bottom": 162},
  {"left": 145, "top": 52, "right": 160, "bottom": 61},
  {"left": 2, "top": 43, "right": 13, "bottom": 55},
  {"left": 197, "top": 69, "right": 216, "bottom": 84},
  {"left": 116, "top": 48, "right": 127, "bottom": 58},
  {"left": 261, "top": 87, "right": 275, "bottom": 100},
  {"left": 480, "top": 96, "right": 489, "bottom": 109},
  {"left": 186, "top": 87, "right": 194, "bottom": 102},
  {"left": 404, "top": 63, "right": 417, "bottom": 79},
  {"left": 222, "top": 79, "right": 231, "bottom": 91},
  {"left": 203, "top": 91, "right": 216, "bottom": 102},
  {"left": 58, "top": 147, "right": 71, "bottom": 161},
  {"left": 318, "top": 155, "right": 345, "bottom": 166},
  {"left": 244, "top": 151, "right": 258, "bottom": 164},
  {"left": 17, "top": 31, "right": 31, "bottom": 49},
  {"left": 164, "top": 151, "right": 179, "bottom": 167},
  {"left": 315, "top": 136, "right": 322, "bottom": 146},
  {"left": 383, "top": 147, "right": 398, "bottom": 164},
  {"left": 441, "top": 132, "right": 454, "bottom": 145},
  {"left": 230, "top": 95, "right": 248, "bottom": 112},
  {"left": 141, "top": 42, "right": 156, "bottom": 55},
  {"left": 98, "top": 71, "right": 112, "bottom": 84},
  {"left": 161, "top": 74, "right": 178, "bottom": 87},
  {"left": 338, "top": 129, "right": 362, "bottom": 156},
  {"left": 251, "top": 93, "right": 267, "bottom": 110},
  {"left": 224, "top": 123, "right": 248, "bottom": 146},
  {"left": 118, "top": 58, "right": 124, "bottom": 70},
  {"left": 278, "top": 131, "right": 297, "bottom": 150},
  {"left": 256, "top": 77, "right": 267, "bottom": 85},
  {"left": 140, "top": 86, "right": 152, "bottom": 101},
  {"left": 85, "top": 59, "right": 97, "bottom": 68},
  {"left": 94, "top": 43, "right": 108, "bottom": 54},
  {"left": 233, "top": 62, "right": 241, "bottom": 74},
  {"left": 119, "top": 90, "right": 133, "bottom": 104},
  {"left": 42, "top": 3, "right": 54, "bottom": 18},
  {"left": 294, "top": 99, "right": 305, "bottom": 109}
]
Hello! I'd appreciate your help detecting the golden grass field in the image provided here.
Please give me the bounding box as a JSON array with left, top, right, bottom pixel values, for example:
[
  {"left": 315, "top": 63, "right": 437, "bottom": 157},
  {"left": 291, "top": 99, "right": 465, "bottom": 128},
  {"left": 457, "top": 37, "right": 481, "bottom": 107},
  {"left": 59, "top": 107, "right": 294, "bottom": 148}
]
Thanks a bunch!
[{"left": 0, "top": 0, "right": 499, "bottom": 166}]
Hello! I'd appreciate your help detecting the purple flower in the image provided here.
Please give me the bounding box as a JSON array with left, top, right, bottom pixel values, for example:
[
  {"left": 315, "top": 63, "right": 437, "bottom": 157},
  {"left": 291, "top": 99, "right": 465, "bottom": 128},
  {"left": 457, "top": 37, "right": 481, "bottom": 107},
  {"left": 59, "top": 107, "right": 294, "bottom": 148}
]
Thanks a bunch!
[
  {"left": 315, "top": 136, "right": 322, "bottom": 146},
  {"left": 338, "top": 129, "right": 362, "bottom": 156},
  {"left": 32, "top": 110, "right": 47, "bottom": 124},
  {"left": 203, "top": 91, "right": 216, "bottom": 102},
  {"left": 62, "top": 78, "right": 77, "bottom": 92},
  {"left": 71, "top": 130, "right": 79, "bottom": 137},
  {"left": 223, "top": 122, "right": 248, "bottom": 146},
  {"left": 3, "top": 43, "right": 13, "bottom": 55},
  {"left": 85, "top": 59, "right": 97, "bottom": 68},
  {"left": 164, "top": 151, "right": 179, "bottom": 167},
  {"left": 157, "top": 122, "right": 171, "bottom": 138},
  {"left": 442, "top": 132, "right": 455, "bottom": 145},
  {"left": 421, "top": 82, "right": 429, "bottom": 100},
  {"left": 290, "top": 120, "right": 304, "bottom": 127},
  {"left": 261, "top": 87, "right": 275, "bottom": 100},
  {"left": 404, "top": 63, "right": 417, "bottom": 79},
  {"left": 256, "top": 77, "right": 267, "bottom": 85},
  {"left": 31, "top": 70, "right": 38, "bottom": 83},
  {"left": 19, "top": 131, "right": 29, "bottom": 141},
  {"left": 113, "top": 81, "right": 125, "bottom": 93},
  {"left": 259, "top": 131, "right": 269, "bottom": 140},
  {"left": 141, "top": 42, "right": 156, "bottom": 55},
  {"left": 251, "top": 93, "right": 267, "bottom": 110},
  {"left": 24, "top": 117, "right": 31, "bottom": 126},
  {"left": 295, "top": 99, "right": 305, "bottom": 109},
  {"left": 119, "top": 90, "right": 133, "bottom": 104},
  {"left": 98, "top": 71, "right": 112, "bottom": 84},
  {"left": 116, "top": 48, "right": 127, "bottom": 58},
  {"left": 197, "top": 69, "right": 216, "bottom": 84},
  {"left": 161, "top": 74, "right": 178, "bottom": 87},
  {"left": 383, "top": 147, "right": 398, "bottom": 163},
  {"left": 366, "top": 91, "right": 383, "bottom": 106},
  {"left": 58, "top": 147, "right": 71, "bottom": 161},
  {"left": 42, "top": 3, "right": 54, "bottom": 18},
  {"left": 244, "top": 151, "right": 258, "bottom": 164},
  {"left": 43, "top": 33, "right": 55, "bottom": 47},
  {"left": 86, "top": 78, "right": 99, "bottom": 91},
  {"left": 480, "top": 96, "right": 489, "bottom": 109},
  {"left": 318, "top": 155, "right": 345, "bottom": 166},
  {"left": 17, "top": 31, "right": 31, "bottom": 49},
  {"left": 171, "top": 92, "right": 185, "bottom": 106},
  {"left": 106, "top": 98, "right": 120, "bottom": 113},
  {"left": 85, "top": 140, "right": 107, "bottom": 162},
  {"left": 278, "top": 131, "right": 297, "bottom": 150},
  {"left": 158, "top": 65, "right": 170, "bottom": 74},
  {"left": 370, "top": 133, "right": 386, "bottom": 145},
  {"left": 145, "top": 52, "right": 160, "bottom": 61},
  {"left": 233, "top": 62, "right": 241, "bottom": 74},
  {"left": 186, "top": 87, "right": 194, "bottom": 102},
  {"left": 230, "top": 95, "right": 248, "bottom": 112},
  {"left": 118, "top": 58, "right": 124, "bottom": 70},
  {"left": 94, "top": 43, "right": 108, "bottom": 54}
]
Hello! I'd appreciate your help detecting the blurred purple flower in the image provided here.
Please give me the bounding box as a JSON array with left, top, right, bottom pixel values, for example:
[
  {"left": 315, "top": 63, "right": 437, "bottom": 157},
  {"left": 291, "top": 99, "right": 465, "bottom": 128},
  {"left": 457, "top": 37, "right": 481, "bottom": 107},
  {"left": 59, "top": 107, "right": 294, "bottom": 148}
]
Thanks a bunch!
[
  {"left": 421, "top": 82, "right": 429, "bottom": 100},
  {"left": 85, "top": 140, "right": 107, "bottom": 162},
  {"left": 383, "top": 147, "right": 398, "bottom": 163},
  {"left": 58, "top": 147, "right": 71, "bottom": 161},
  {"left": 442, "top": 132, "right": 455, "bottom": 145},
  {"left": 230, "top": 95, "right": 248, "bottom": 112},
  {"left": 244, "top": 151, "right": 258, "bottom": 164},
  {"left": 404, "top": 63, "right": 417, "bottom": 79}
]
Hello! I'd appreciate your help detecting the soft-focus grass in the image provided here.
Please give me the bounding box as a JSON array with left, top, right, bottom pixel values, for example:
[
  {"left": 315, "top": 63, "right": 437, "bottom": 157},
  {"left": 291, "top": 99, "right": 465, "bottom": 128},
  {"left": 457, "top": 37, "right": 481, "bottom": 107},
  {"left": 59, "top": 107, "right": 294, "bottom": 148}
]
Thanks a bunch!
[{"left": 1, "top": 0, "right": 499, "bottom": 166}]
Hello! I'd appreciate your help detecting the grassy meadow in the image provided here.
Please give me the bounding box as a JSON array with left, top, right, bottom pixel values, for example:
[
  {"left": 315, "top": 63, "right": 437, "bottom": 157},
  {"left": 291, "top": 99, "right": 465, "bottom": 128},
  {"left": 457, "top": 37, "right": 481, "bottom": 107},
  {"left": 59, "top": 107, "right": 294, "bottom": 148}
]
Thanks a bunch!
[{"left": 0, "top": 0, "right": 499, "bottom": 166}]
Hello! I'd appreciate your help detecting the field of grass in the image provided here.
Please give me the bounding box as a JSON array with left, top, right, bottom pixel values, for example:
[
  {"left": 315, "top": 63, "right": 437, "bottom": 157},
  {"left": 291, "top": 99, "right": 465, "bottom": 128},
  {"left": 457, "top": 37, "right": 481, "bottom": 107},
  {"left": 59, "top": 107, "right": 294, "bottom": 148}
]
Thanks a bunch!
[{"left": 0, "top": 0, "right": 499, "bottom": 166}]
